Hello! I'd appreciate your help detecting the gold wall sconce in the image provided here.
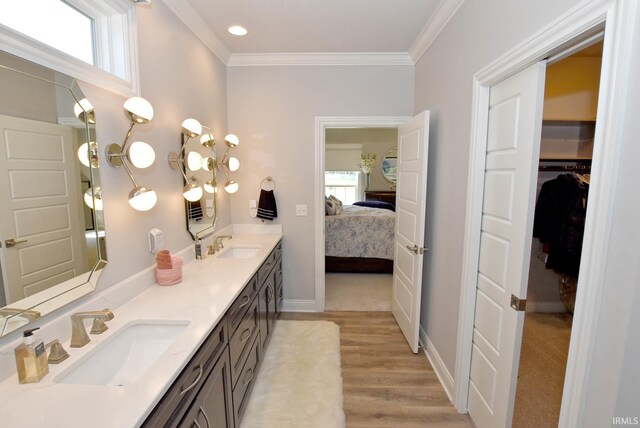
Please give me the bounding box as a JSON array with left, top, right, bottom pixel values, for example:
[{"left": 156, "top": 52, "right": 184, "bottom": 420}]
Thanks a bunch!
[
  {"left": 105, "top": 96, "right": 157, "bottom": 211},
  {"left": 168, "top": 119, "right": 241, "bottom": 201}
]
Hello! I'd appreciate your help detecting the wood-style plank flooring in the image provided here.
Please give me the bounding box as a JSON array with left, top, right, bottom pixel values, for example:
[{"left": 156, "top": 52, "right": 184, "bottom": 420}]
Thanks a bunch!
[{"left": 280, "top": 311, "right": 473, "bottom": 427}]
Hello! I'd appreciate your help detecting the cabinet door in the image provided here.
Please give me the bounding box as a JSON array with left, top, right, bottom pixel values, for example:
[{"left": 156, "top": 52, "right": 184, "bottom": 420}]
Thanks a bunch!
[
  {"left": 258, "top": 282, "right": 269, "bottom": 350},
  {"left": 180, "top": 350, "right": 234, "bottom": 428}
]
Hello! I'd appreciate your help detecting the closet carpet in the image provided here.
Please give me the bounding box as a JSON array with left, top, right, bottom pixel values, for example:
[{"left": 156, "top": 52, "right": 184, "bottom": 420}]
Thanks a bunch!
[
  {"left": 512, "top": 312, "right": 573, "bottom": 428},
  {"left": 325, "top": 273, "right": 392, "bottom": 311},
  {"left": 280, "top": 311, "right": 473, "bottom": 428}
]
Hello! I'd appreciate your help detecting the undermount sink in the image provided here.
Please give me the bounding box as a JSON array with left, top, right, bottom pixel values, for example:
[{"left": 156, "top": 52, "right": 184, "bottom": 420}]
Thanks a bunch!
[
  {"left": 54, "top": 320, "right": 189, "bottom": 386},
  {"left": 218, "top": 246, "right": 261, "bottom": 259}
]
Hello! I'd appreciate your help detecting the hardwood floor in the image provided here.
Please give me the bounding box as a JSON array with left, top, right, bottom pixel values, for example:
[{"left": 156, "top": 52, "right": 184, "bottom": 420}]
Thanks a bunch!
[{"left": 280, "top": 311, "right": 473, "bottom": 427}]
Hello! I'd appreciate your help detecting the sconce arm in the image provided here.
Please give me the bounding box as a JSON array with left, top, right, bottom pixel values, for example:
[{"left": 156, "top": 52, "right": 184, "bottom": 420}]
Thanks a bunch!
[{"left": 120, "top": 121, "right": 136, "bottom": 154}]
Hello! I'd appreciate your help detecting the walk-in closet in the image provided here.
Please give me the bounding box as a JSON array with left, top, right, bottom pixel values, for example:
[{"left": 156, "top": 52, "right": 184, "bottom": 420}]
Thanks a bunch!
[{"left": 512, "top": 40, "right": 603, "bottom": 427}]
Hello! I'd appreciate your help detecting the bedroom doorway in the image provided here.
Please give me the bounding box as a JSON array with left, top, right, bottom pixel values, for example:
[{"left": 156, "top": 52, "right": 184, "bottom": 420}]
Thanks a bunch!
[
  {"left": 323, "top": 127, "right": 398, "bottom": 312},
  {"left": 313, "top": 116, "right": 410, "bottom": 313}
]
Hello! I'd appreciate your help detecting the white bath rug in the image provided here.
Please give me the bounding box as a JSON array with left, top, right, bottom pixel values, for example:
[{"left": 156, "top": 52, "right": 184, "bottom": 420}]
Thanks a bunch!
[{"left": 240, "top": 321, "right": 345, "bottom": 428}]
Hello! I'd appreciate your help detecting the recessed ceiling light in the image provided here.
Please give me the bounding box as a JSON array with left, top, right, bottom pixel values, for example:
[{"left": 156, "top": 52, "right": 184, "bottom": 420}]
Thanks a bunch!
[{"left": 228, "top": 25, "right": 248, "bottom": 36}]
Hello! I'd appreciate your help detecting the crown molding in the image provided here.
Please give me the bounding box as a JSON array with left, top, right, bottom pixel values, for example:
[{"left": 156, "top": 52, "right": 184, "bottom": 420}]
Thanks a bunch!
[
  {"left": 227, "top": 52, "right": 414, "bottom": 67},
  {"left": 157, "top": 0, "right": 231, "bottom": 64},
  {"left": 409, "top": 0, "right": 466, "bottom": 63}
]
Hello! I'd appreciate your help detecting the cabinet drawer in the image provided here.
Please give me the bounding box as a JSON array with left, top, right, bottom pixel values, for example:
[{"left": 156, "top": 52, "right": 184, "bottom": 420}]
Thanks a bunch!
[
  {"left": 229, "top": 296, "right": 259, "bottom": 386},
  {"left": 257, "top": 241, "right": 281, "bottom": 286},
  {"left": 233, "top": 333, "right": 261, "bottom": 426},
  {"left": 143, "top": 321, "right": 227, "bottom": 428},
  {"left": 227, "top": 275, "right": 258, "bottom": 336}
]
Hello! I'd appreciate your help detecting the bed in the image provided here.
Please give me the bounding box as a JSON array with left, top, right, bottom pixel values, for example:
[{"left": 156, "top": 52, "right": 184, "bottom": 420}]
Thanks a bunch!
[{"left": 325, "top": 204, "right": 396, "bottom": 273}]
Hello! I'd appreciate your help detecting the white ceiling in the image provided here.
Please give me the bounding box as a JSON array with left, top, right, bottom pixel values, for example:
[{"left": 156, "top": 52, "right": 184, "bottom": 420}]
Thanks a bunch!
[{"left": 186, "top": 0, "right": 442, "bottom": 54}]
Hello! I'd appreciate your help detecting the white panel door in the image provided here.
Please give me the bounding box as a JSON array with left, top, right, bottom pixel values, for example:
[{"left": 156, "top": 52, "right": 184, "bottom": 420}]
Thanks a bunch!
[
  {"left": 0, "top": 115, "right": 85, "bottom": 303},
  {"left": 392, "top": 111, "right": 430, "bottom": 353},
  {"left": 467, "top": 63, "right": 546, "bottom": 428}
]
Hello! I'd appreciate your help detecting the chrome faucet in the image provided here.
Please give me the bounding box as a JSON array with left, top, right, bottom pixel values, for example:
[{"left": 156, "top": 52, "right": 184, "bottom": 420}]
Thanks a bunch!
[
  {"left": 70, "top": 309, "right": 114, "bottom": 348},
  {"left": 210, "top": 235, "right": 232, "bottom": 254}
]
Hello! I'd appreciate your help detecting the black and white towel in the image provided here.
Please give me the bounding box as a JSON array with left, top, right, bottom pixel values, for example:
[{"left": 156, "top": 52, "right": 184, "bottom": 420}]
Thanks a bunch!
[
  {"left": 187, "top": 200, "right": 203, "bottom": 221},
  {"left": 257, "top": 189, "right": 278, "bottom": 221}
]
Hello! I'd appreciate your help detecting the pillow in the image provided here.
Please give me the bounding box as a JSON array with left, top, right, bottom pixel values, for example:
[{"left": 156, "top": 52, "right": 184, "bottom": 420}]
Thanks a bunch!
[
  {"left": 328, "top": 195, "right": 343, "bottom": 207},
  {"left": 353, "top": 200, "right": 395, "bottom": 212},
  {"left": 325, "top": 198, "right": 338, "bottom": 215}
]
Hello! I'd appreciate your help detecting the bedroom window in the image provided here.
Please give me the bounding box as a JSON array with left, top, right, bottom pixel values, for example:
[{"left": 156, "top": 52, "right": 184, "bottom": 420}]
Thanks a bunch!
[{"left": 325, "top": 171, "right": 361, "bottom": 205}]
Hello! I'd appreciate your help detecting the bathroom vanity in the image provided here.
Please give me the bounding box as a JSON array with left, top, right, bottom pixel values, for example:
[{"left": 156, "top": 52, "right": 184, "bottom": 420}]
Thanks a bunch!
[{"left": 0, "top": 229, "right": 283, "bottom": 428}]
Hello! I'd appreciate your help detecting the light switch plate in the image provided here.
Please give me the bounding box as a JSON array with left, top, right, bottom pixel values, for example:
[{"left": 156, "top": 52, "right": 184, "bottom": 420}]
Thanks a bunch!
[{"left": 296, "top": 205, "right": 308, "bottom": 216}]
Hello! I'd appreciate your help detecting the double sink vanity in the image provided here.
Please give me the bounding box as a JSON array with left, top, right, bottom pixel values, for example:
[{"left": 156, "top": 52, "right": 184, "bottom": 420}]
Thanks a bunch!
[{"left": 0, "top": 229, "right": 283, "bottom": 427}]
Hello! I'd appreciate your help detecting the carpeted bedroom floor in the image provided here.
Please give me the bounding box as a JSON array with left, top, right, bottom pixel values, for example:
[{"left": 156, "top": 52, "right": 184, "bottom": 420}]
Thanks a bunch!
[{"left": 325, "top": 273, "right": 393, "bottom": 311}]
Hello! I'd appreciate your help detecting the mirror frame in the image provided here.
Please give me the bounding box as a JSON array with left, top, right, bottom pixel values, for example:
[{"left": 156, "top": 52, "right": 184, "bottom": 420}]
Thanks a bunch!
[
  {"left": 380, "top": 148, "right": 398, "bottom": 184},
  {"left": 0, "top": 60, "right": 107, "bottom": 337}
]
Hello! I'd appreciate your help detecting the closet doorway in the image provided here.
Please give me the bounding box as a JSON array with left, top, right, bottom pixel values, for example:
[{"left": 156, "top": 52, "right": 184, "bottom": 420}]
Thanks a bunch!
[
  {"left": 323, "top": 127, "right": 399, "bottom": 312},
  {"left": 512, "top": 40, "right": 602, "bottom": 428}
]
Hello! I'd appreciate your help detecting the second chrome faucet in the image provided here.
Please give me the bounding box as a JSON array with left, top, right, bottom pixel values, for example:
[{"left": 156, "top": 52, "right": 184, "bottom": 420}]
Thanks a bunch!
[{"left": 70, "top": 309, "right": 114, "bottom": 348}]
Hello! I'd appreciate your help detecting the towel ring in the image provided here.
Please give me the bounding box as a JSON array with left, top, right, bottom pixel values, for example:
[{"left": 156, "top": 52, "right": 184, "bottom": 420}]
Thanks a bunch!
[{"left": 261, "top": 176, "right": 276, "bottom": 191}]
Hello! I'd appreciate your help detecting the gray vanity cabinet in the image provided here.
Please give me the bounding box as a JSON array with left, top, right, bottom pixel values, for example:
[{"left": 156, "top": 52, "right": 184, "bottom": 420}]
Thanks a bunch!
[{"left": 143, "top": 240, "right": 282, "bottom": 428}]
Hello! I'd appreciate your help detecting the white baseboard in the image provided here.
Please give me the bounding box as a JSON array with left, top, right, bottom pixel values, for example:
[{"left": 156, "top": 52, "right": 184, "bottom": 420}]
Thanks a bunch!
[
  {"left": 526, "top": 301, "right": 567, "bottom": 313},
  {"left": 281, "top": 299, "right": 316, "bottom": 312},
  {"left": 419, "top": 326, "right": 454, "bottom": 402}
]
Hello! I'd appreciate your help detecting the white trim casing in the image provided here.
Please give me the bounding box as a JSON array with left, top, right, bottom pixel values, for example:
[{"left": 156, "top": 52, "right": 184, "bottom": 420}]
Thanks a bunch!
[
  {"left": 409, "top": 0, "right": 466, "bottom": 63},
  {"left": 420, "top": 326, "right": 454, "bottom": 402},
  {"left": 314, "top": 116, "right": 411, "bottom": 312},
  {"left": 454, "top": 2, "right": 633, "bottom": 427}
]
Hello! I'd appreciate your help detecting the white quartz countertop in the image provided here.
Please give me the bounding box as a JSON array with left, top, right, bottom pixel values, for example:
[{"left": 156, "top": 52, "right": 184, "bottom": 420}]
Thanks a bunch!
[{"left": 0, "top": 232, "right": 282, "bottom": 427}]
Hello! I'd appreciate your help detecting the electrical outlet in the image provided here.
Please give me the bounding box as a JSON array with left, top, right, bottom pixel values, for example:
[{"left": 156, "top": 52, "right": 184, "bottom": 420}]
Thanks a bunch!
[{"left": 296, "top": 205, "right": 308, "bottom": 216}]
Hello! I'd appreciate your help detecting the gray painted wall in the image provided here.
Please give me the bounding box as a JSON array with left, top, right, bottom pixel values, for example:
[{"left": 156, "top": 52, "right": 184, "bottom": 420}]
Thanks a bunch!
[
  {"left": 414, "top": 0, "right": 640, "bottom": 425},
  {"left": 227, "top": 65, "right": 413, "bottom": 301}
]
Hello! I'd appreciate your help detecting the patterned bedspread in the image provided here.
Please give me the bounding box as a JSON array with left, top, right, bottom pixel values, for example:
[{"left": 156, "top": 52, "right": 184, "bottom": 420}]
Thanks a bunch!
[{"left": 325, "top": 205, "right": 396, "bottom": 260}]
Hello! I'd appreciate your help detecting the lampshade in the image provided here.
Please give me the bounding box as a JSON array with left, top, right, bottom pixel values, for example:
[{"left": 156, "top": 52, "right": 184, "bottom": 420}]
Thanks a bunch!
[
  {"left": 200, "top": 132, "right": 215, "bottom": 148},
  {"left": 77, "top": 142, "right": 99, "bottom": 168},
  {"left": 182, "top": 118, "right": 202, "bottom": 138},
  {"left": 128, "top": 186, "right": 157, "bottom": 211},
  {"left": 186, "top": 151, "right": 203, "bottom": 171},
  {"left": 224, "top": 134, "right": 239, "bottom": 147},
  {"left": 74, "top": 98, "right": 95, "bottom": 124},
  {"left": 224, "top": 181, "right": 239, "bottom": 194},
  {"left": 183, "top": 183, "right": 203, "bottom": 202},
  {"left": 83, "top": 186, "right": 103, "bottom": 211},
  {"left": 201, "top": 157, "right": 215, "bottom": 171},
  {"left": 203, "top": 179, "right": 216, "bottom": 193},
  {"left": 227, "top": 157, "right": 240, "bottom": 172},
  {"left": 123, "top": 97, "right": 154, "bottom": 124},
  {"left": 128, "top": 141, "right": 155, "bottom": 168}
]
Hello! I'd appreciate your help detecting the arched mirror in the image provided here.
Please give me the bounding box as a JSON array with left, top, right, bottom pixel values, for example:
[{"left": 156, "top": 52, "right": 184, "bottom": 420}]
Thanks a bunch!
[
  {"left": 0, "top": 52, "right": 107, "bottom": 337},
  {"left": 380, "top": 148, "right": 398, "bottom": 184}
]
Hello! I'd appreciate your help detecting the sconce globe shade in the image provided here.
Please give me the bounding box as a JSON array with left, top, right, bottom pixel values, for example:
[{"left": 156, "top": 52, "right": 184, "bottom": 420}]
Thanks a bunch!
[
  {"left": 128, "top": 141, "right": 156, "bottom": 168},
  {"left": 186, "top": 151, "right": 203, "bottom": 171},
  {"left": 225, "top": 181, "right": 239, "bottom": 194},
  {"left": 228, "top": 157, "right": 240, "bottom": 172},
  {"left": 183, "top": 183, "right": 203, "bottom": 202},
  {"left": 128, "top": 186, "right": 157, "bottom": 211},
  {"left": 182, "top": 118, "right": 202, "bottom": 138},
  {"left": 204, "top": 179, "right": 216, "bottom": 193},
  {"left": 224, "top": 134, "right": 239, "bottom": 147},
  {"left": 200, "top": 132, "right": 215, "bottom": 148},
  {"left": 74, "top": 98, "right": 95, "bottom": 124},
  {"left": 201, "top": 157, "right": 215, "bottom": 171},
  {"left": 84, "top": 186, "right": 103, "bottom": 211},
  {"left": 123, "top": 97, "right": 154, "bottom": 124},
  {"left": 77, "top": 142, "right": 99, "bottom": 168}
]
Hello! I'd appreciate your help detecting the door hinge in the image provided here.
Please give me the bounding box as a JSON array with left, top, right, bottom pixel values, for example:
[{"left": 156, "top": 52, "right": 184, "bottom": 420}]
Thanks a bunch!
[{"left": 510, "top": 294, "right": 527, "bottom": 311}]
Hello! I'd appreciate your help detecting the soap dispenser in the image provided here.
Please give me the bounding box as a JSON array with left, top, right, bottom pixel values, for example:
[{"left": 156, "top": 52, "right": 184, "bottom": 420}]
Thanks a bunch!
[{"left": 14, "top": 327, "right": 49, "bottom": 384}]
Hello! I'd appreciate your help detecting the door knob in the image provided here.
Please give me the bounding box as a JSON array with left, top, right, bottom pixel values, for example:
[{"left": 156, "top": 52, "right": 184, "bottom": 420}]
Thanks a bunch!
[
  {"left": 3, "top": 238, "right": 27, "bottom": 248},
  {"left": 405, "top": 244, "right": 428, "bottom": 255}
]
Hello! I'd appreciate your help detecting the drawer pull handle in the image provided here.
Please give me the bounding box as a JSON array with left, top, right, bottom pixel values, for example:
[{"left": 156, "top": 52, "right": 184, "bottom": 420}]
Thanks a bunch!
[
  {"left": 199, "top": 406, "right": 211, "bottom": 428},
  {"left": 266, "top": 284, "right": 274, "bottom": 303},
  {"left": 194, "top": 420, "right": 201, "bottom": 428},
  {"left": 238, "top": 295, "right": 250, "bottom": 309},
  {"left": 240, "top": 327, "right": 252, "bottom": 343},
  {"left": 180, "top": 364, "right": 203, "bottom": 396},
  {"left": 243, "top": 367, "right": 254, "bottom": 386}
]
